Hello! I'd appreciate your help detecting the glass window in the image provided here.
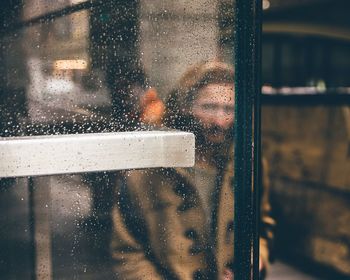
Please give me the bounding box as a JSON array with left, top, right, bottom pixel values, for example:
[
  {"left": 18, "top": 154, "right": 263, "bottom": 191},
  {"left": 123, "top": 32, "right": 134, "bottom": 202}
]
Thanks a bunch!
[
  {"left": 0, "top": 1, "right": 263, "bottom": 279},
  {"left": 23, "top": 0, "right": 89, "bottom": 21}
]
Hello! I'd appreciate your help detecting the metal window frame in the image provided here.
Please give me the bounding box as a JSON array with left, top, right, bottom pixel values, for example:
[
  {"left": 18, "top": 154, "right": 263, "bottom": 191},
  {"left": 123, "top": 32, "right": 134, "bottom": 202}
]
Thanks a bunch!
[
  {"left": 1, "top": 1, "right": 100, "bottom": 37},
  {"left": 262, "top": 92, "right": 350, "bottom": 105},
  {"left": 234, "top": 0, "right": 262, "bottom": 279}
]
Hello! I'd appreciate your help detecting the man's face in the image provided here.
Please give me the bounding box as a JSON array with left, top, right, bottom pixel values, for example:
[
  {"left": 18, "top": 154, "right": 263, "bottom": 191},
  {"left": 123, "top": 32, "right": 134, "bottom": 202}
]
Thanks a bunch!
[{"left": 192, "top": 83, "right": 235, "bottom": 145}]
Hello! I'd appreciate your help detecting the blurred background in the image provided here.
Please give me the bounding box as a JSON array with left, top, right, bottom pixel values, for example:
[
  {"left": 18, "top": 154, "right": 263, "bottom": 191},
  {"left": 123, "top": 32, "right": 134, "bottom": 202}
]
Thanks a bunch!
[{"left": 0, "top": 0, "right": 349, "bottom": 279}]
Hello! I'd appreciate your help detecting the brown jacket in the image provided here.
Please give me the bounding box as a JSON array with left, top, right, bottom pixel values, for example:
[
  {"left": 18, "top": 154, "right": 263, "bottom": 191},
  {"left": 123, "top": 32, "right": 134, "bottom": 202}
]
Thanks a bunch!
[{"left": 111, "top": 158, "right": 274, "bottom": 280}]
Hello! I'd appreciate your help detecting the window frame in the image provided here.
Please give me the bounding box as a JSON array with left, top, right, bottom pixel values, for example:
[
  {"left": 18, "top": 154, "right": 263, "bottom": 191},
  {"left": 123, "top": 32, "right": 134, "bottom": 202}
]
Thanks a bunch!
[{"left": 234, "top": 1, "right": 262, "bottom": 279}]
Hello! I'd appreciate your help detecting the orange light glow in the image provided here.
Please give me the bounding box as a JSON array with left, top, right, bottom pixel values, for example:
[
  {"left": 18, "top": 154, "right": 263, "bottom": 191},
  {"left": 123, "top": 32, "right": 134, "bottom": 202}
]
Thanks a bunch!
[{"left": 54, "top": 59, "right": 88, "bottom": 70}]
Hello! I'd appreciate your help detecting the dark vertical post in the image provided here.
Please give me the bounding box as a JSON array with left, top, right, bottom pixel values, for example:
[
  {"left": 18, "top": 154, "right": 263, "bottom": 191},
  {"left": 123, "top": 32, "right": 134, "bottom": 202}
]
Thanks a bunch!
[
  {"left": 253, "top": 1, "right": 262, "bottom": 279},
  {"left": 234, "top": 0, "right": 262, "bottom": 279},
  {"left": 28, "top": 177, "right": 36, "bottom": 280}
]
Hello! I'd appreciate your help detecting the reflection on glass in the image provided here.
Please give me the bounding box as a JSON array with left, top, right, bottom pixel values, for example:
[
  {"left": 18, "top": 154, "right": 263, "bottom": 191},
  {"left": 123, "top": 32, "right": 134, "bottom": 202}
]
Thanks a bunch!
[
  {"left": 23, "top": 9, "right": 114, "bottom": 133},
  {"left": 22, "top": 0, "right": 89, "bottom": 21}
]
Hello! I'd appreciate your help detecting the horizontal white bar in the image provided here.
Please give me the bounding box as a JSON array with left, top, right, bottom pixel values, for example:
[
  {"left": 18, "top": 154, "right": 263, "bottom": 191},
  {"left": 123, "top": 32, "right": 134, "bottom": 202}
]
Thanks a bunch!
[{"left": 0, "top": 131, "right": 195, "bottom": 178}]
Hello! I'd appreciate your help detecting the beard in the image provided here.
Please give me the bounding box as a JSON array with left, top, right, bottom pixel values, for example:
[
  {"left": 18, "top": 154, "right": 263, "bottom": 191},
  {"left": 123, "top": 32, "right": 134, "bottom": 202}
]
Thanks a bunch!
[
  {"left": 193, "top": 120, "right": 234, "bottom": 165},
  {"left": 173, "top": 115, "right": 234, "bottom": 165},
  {"left": 196, "top": 121, "right": 233, "bottom": 145}
]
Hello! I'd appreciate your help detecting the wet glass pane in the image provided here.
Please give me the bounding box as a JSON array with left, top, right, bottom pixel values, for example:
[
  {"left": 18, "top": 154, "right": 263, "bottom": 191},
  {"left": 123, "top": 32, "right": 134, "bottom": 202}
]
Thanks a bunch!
[
  {"left": 0, "top": 0, "right": 265, "bottom": 279},
  {"left": 23, "top": 0, "right": 89, "bottom": 22},
  {"left": 0, "top": 173, "right": 116, "bottom": 279},
  {"left": 2, "top": 10, "right": 113, "bottom": 136},
  {"left": 1, "top": 1, "right": 151, "bottom": 136}
]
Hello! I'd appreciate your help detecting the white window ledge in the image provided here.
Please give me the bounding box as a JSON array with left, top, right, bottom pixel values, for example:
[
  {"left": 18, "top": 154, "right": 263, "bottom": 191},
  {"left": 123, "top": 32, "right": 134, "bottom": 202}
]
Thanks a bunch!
[{"left": 0, "top": 131, "right": 195, "bottom": 178}]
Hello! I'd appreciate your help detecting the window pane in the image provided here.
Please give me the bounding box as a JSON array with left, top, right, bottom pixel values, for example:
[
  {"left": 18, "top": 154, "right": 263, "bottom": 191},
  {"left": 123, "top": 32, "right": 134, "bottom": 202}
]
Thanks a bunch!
[
  {"left": 23, "top": 0, "right": 89, "bottom": 21},
  {"left": 0, "top": 1, "right": 265, "bottom": 279},
  {"left": 0, "top": 174, "right": 116, "bottom": 279}
]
